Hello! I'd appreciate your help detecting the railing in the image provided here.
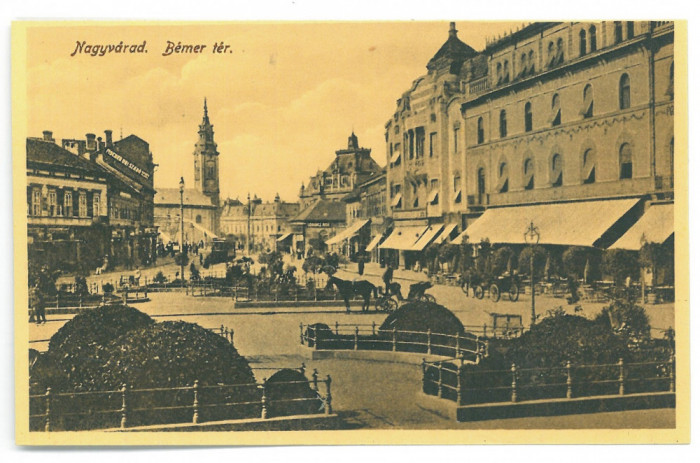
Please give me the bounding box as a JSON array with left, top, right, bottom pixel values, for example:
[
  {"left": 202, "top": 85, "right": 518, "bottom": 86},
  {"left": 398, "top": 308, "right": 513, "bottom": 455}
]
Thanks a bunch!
[
  {"left": 300, "top": 322, "right": 489, "bottom": 363},
  {"left": 468, "top": 76, "right": 491, "bottom": 96},
  {"left": 29, "top": 367, "right": 333, "bottom": 431},
  {"left": 423, "top": 356, "right": 675, "bottom": 406}
]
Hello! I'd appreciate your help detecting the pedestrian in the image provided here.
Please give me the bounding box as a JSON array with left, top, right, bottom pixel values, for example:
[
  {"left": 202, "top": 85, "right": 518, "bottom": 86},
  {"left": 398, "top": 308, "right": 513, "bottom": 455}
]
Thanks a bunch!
[
  {"left": 382, "top": 264, "right": 394, "bottom": 295},
  {"left": 30, "top": 283, "right": 46, "bottom": 324},
  {"left": 357, "top": 253, "right": 365, "bottom": 276},
  {"left": 134, "top": 267, "right": 141, "bottom": 287}
]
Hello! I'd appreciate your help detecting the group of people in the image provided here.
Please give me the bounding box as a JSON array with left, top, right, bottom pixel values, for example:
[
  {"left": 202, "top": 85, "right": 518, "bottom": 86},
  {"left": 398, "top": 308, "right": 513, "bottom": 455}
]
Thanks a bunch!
[{"left": 28, "top": 283, "right": 46, "bottom": 324}]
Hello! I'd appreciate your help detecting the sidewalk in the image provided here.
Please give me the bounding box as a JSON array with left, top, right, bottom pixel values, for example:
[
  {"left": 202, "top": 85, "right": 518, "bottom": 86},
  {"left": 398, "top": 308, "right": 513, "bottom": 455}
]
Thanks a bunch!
[{"left": 336, "top": 261, "right": 429, "bottom": 284}]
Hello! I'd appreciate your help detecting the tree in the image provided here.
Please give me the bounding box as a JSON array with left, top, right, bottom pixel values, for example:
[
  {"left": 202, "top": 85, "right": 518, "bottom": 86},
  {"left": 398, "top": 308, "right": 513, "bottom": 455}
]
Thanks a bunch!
[
  {"left": 517, "top": 246, "right": 549, "bottom": 280},
  {"left": 602, "top": 249, "right": 639, "bottom": 286},
  {"left": 595, "top": 298, "right": 651, "bottom": 349},
  {"left": 491, "top": 246, "right": 516, "bottom": 276},
  {"left": 562, "top": 246, "right": 601, "bottom": 280},
  {"left": 174, "top": 252, "right": 189, "bottom": 268}
]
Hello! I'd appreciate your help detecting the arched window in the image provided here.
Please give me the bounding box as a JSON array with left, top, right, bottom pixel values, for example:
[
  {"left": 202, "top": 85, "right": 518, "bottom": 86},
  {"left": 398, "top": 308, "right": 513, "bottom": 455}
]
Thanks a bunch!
[
  {"left": 477, "top": 167, "right": 486, "bottom": 204},
  {"left": 523, "top": 158, "right": 534, "bottom": 190},
  {"left": 503, "top": 60, "right": 510, "bottom": 83},
  {"left": 619, "top": 143, "right": 633, "bottom": 179},
  {"left": 477, "top": 117, "right": 484, "bottom": 144},
  {"left": 582, "top": 84, "right": 594, "bottom": 118},
  {"left": 528, "top": 50, "right": 535, "bottom": 74},
  {"left": 496, "top": 62, "right": 503, "bottom": 84},
  {"left": 498, "top": 161, "right": 509, "bottom": 193},
  {"left": 547, "top": 41, "right": 555, "bottom": 67},
  {"left": 668, "top": 61, "right": 674, "bottom": 98},
  {"left": 582, "top": 148, "right": 596, "bottom": 184},
  {"left": 551, "top": 153, "right": 563, "bottom": 187},
  {"left": 520, "top": 53, "right": 527, "bottom": 77},
  {"left": 589, "top": 25, "right": 597, "bottom": 51},
  {"left": 555, "top": 38, "right": 564, "bottom": 65},
  {"left": 524, "top": 102, "right": 533, "bottom": 132},
  {"left": 195, "top": 214, "right": 202, "bottom": 224},
  {"left": 614, "top": 21, "right": 623, "bottom": 44},
  {"left": 551, "top": 93, "right": 561, "bottom": 126},
  {"left": 579, "top": 29, "right": 587, "bottom": 56},
  {"left": 619, "top": 73, "right": 631, "bottom": 109},
  {"left": 499, "top": 110, "right": 507, "bottom": 138}
]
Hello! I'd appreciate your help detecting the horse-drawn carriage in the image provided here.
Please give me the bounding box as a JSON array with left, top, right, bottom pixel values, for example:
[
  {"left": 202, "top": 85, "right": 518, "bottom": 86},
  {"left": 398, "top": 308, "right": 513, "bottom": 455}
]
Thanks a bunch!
[
  {"left": 462, "top": 273, "right": 520, "bottom": 302},
  {"left": 375, "top": 281, "right": 436, "bottom": 313}
]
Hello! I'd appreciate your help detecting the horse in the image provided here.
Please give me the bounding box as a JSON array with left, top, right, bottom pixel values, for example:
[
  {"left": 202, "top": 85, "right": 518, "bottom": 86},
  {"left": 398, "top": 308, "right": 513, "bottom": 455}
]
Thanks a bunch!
[{"left": 326, "top": 275, "right": 377, "bottom": 313}]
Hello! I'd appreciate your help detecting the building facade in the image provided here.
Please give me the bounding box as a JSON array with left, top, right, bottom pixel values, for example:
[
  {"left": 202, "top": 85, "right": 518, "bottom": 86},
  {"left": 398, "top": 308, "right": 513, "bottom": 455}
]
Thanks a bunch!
[
  {"left": 27, "top": 127, "right": 158, "bottom": 275},
  {"left": 383, "top": 21, "right": 674, "bottom": 266},
  {"left": 220, "top": 194, "right": 300, "bottom": 253}
]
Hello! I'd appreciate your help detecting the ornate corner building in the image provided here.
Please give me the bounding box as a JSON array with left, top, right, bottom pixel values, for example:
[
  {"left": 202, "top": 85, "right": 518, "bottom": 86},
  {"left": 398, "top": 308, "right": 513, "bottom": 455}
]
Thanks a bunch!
[{"left": 382, "top": 21, "right": 674, "bottom": 268}]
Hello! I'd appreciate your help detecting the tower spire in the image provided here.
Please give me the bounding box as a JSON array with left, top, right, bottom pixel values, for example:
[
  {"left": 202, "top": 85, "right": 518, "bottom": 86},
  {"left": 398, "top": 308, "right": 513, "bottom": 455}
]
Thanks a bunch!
[{"left": 203, "top": 97, "right": 209, "bottom": 124}]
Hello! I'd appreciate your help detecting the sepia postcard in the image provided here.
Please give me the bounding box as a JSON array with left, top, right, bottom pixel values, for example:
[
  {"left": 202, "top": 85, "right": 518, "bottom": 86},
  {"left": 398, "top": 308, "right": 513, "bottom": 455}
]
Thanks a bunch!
[{"left": 12, "top": 19, "right": 689, "bottom": 446}]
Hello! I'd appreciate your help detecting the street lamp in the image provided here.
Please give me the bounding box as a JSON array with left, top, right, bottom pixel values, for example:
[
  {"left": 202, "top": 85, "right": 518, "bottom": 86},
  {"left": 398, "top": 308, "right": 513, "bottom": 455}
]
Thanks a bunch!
[
  {"left": 524, "top": 221, "right": 540, "bottom": 327},
  {"left": 179, "top": 176, "right": 185, "bottom": 285},
  {"left": 246, "top": 192, "right": 251, "bottom": 256}
]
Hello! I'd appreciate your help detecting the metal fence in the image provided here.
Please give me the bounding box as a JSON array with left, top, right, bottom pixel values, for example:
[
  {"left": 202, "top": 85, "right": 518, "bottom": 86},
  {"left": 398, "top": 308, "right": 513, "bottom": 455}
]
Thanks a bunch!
[
  {"left": 29, "top": 364, "right": 332, "bottom": 431},
  {"left": 422, "top": 356, "right": 675, "bottom": 406},
  {"left": 300, "top": 322, "right": 489, "bottom": 363}
]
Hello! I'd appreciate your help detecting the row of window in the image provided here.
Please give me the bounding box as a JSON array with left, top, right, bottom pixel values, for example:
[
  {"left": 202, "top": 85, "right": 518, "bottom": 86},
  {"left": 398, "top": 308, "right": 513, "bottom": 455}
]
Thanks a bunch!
[
  {"left": 28, "top": 186, "right": 100, "bottom": 218},
  {"left": 494, "top": 22, "right": 635, "bottom": 88},
  {"left": 221, "top": 223, "right": 284, "bottom": 234},
  {"left": 478, "top": 73, "right": 633, "bottom": 143}
]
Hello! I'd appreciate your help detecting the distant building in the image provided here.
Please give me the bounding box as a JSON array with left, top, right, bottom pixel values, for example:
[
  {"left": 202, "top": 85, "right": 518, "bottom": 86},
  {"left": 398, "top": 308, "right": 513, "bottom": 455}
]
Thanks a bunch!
[
  {"left": 383, "top": 21, "right": 674, "bottom": 268},
  {"left": 220, "top": 194, "right": 300, "bottom": 253},
  {"left": 293, "top": 133, "right": 382, "bottom": 255},
  {"left": 154, "top": 99, "right": 221, "bottom": 245}
]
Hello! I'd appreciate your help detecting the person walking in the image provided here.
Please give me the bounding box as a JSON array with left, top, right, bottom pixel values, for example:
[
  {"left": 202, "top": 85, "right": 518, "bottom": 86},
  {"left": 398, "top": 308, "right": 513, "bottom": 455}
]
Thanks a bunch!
[
  {"left": 382, "top": 264, "right": 394, "bottom": 294},
  {"left": 357, "top": 253, "right": 365, "bottom": 276},
  {"left": 30, "top": 283, "right": 46, "bottom": 324}
]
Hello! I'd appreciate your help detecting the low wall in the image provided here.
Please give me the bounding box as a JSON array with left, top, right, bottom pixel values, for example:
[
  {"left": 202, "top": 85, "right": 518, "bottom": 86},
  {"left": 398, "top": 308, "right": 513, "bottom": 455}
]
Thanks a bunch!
[
  {"left": 456, "top": 392, "right": 675, "bottom": 422},
  {"left": 311, "top": 349, "right": 447, "bottom": 365}
]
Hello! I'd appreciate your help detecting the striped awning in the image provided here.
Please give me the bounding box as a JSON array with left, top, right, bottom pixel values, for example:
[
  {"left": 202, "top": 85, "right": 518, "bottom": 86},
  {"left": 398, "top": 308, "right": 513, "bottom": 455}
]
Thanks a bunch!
[
  {"left": 609, "top": 203, "right": 674, "bottom": 250},
  {"left": 276, "top": 232, "right": 293, "bottom": 242},
  {"left": 379, "top": 226, "right": 427, "bottom": 251},
  {"left": 366, "top": 234, "right": 384, "bottom": 251},
  {"left": 435, "top": 223, "right": 458, "bottom": 244},
  {"left": 325, "top": 219, "right": 370, "bottom": 245},
  {"left": 410, "top": 224, "right": 444, "bottom": 251}
]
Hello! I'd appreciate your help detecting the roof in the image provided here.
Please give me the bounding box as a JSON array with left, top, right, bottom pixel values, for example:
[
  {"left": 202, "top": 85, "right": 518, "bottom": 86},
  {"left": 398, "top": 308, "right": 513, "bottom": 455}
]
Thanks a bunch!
[
  {"left": 609, "top": 203, "right": 674, "bottom": 250},
  {"left": 290, "top": 199, "right": 346, "bottom": 223},
  {"left": 26, "top": 138, "right": 105, "bottom": 177},
  {"left": 154, "top": 188, "right": 215, "bottom": 207},
  {"left": 220, "top": 200, "right": 300, "bottom": 218},
  {"left": 379, "top": 226, "right": 428, "bottom": 250},
  {"left": 426, "top": 25, "right": 477, "bottom": 71},
  {"left": 451, "top": 198, "right": 641, "bottom": 247}
]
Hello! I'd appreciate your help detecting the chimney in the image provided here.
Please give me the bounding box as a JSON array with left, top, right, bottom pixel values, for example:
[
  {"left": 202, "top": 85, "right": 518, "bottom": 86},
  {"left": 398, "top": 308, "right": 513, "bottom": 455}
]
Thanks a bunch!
[
  {"left": 97, "top": 136, "right": 105, "bottom": 151},
  {"left": 42, "top": 130, "right": 54, "bottom": 143},
  {"left": 86, "top": 133, "right": 96, "bottom": 151},
  {"left": 105, "top": 130, "right": 113, "bottom": 147},
  {"left": 449, "top": 22, "right": 457, "bottom": 38}
]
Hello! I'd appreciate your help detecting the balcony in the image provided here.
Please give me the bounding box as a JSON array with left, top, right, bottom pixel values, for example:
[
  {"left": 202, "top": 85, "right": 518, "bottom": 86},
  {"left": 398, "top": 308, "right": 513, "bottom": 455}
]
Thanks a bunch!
[
  {"left": 392, "top": 209, "right": 427, "bottom": 220},
  {"left": 467, "top": 193, "right": 489, "bottom": 210},
  {"left": 468, "top": 76, "right": 491, "bottom": 97},
  {"left": 28, "top": 215, "right": 94, "bottom": 227}
]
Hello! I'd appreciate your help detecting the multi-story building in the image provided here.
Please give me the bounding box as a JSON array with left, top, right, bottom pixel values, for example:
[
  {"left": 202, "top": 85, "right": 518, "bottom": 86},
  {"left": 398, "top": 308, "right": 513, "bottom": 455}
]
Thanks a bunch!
[
  {"left": 154, "top": 99, "right": 221, "bottom": 245},
  {"left": 293, "top": 133, "right": 382, "bottom": 256},
  {"left": 220, "top": 194, "right": 300, "bottom": 253},
  {"left": 26, "top": 132, "right": 110, "bottom": 275},
  {"left": 383, "top": 21, "right": 674, "bottom": 267}
]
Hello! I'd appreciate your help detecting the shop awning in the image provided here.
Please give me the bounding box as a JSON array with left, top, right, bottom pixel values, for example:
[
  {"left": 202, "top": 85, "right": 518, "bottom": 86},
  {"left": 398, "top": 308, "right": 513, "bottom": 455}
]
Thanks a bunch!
[
  {"left": 435, "top": 223, "right": 458, "bottom": 244},
  {"left": 379, "top": 226, "right": 428, "bottom": 250},
  {"left": 276, "top": 232, "right": 293, "bottom": 242},
  {"left": 410, "top": 224, "right": 444, "bottom": 251},
  {"left": 365, "top": 234, "right": 384, "bottom": 251},
  {"left": 451, "top": 198, "right": 641, "bottom": 247},
  {"left": 609, "top": 203, "right": 674, "bottom": 250},
  {"left": 391, "top": 193, "right": 402, "bottom": 208},
  {"left": 325, "top": 219, "right": 370, "bottom": 245}
]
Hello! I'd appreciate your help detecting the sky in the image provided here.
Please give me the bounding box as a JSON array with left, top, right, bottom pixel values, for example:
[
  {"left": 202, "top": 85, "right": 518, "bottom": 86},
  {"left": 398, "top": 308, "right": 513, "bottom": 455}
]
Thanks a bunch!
[{"left": 27, "top": 21, "right": 527, "bottom": 202}]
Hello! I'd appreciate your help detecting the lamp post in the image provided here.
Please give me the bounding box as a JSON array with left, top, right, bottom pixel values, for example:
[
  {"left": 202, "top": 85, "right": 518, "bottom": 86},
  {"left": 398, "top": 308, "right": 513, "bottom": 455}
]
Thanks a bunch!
[
  {"left": 246, "top": 192, "right": 251, "bottom": 256},
  {"left": 524, "top": 221, "right": 540, "bottom": 327},
  {"left": 179, "top": 177, "right": 185, "bottom": 285}
]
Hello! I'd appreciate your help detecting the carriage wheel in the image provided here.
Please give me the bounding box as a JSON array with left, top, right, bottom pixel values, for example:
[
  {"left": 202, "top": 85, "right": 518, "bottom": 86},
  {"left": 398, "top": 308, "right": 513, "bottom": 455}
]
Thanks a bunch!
[
  {"left": 490, "top": 284, "right": 501, "bottom": 302},
  {"left": 474, "top": 286, "right": 484, "bottom": 299},
  {"left": 376, "top": 297, "right": 397, "bottom": 313},
  {"left": 421, "top": 294, "right": 436, "bottom": 303},
  {"left": 461, "top": 282, "right": 470, "bottom": 296},
  {"left": 508, "top": 284, "right": 519, "bottom": 302}
]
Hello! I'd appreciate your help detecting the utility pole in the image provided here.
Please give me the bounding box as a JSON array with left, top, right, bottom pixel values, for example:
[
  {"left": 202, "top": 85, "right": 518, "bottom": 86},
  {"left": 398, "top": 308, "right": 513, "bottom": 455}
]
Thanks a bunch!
[{"left": 524, "top": 221, "right": 540, "bottom": 327}]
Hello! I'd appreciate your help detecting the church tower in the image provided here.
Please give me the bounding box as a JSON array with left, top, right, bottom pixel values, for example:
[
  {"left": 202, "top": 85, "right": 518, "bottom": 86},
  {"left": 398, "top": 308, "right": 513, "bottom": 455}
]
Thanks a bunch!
[{"left": 194, "top": 98, "right": 220, "bottom": 208}]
